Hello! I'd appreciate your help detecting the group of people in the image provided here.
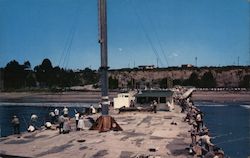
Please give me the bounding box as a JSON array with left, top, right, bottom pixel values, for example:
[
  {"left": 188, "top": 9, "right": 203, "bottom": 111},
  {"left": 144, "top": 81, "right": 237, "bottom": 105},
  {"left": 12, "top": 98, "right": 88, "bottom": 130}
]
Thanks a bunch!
[
  {"left": 182, "top": 98, "right": 225, "bottom": 158},
  {"left": 53, "top": 106, "right": 92, "bottom": 134},
  {"left": 11, "top": 105, "right": 99, "bottom": 135},
  {"left": 56, "top": 106, "right": 97, "bottom": 134},
  {"left": 11, "top": 113, "right": 39, "bottom": 134}
]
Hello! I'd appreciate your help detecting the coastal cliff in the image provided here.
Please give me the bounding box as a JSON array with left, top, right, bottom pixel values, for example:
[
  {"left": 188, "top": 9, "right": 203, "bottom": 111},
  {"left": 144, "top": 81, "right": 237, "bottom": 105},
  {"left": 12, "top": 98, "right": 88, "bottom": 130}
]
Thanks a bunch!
[{"left": 109, "top": 67, "right": 250, "bottom": 89}]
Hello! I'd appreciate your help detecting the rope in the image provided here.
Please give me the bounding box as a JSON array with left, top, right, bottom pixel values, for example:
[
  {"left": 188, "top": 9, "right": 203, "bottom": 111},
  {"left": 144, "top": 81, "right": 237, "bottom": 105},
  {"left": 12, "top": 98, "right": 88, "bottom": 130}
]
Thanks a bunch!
[
  {"left": 129, "top": 0, "right": 164, "bottom": 67},
  {"left": 58, "top": 2, "right": 81, "bottom": 69},
  {"left": 143, "top": 0, "right": 169, "bottom": 67}
]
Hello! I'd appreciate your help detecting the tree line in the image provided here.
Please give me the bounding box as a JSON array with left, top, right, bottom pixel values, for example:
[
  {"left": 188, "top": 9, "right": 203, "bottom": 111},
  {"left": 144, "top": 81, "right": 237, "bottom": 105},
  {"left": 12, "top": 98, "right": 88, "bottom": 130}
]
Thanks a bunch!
[
  {"left": 1, "top": 58, "right": 250, "bottom": 91},
  {"left": 109, "top": 71, "right": 250, "bottom": 90},
  {"left": 0, "top": 58, "right": 99, "bottom": 91}
]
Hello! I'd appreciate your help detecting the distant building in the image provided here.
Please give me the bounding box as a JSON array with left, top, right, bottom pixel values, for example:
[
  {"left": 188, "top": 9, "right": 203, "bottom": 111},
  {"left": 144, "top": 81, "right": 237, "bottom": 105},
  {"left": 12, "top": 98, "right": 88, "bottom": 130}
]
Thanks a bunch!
[
  {"left": 181, "top": 64, "right": 194, "bottom": 68},
  {"left": 113, "top": 92, "right": 135, "bottom": 109},
  {"left": 138, "top": 65, "right": 155, "bottom": 70},
  {"left": 135, "top": 90, "right": 174, "bottom": 111}
]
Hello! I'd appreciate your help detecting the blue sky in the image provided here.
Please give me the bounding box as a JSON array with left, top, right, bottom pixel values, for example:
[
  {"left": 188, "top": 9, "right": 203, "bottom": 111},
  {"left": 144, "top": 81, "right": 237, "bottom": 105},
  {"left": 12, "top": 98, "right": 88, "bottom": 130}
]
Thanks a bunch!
[{"left": 0, "top": 0, "right": 249, "bottom": 69}]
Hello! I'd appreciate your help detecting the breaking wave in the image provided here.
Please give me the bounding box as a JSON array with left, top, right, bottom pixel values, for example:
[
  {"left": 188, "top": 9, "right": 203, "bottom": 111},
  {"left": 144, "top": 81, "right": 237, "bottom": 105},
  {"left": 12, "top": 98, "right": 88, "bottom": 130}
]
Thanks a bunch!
[
  {"left": 196, "top": 104, "right": 228, "bottom": 107},
  {"left": 0, "top": 102, "right": 97, "bottom": 107},
  {"left": 240, "top": 105, "right": 250, "bottom": 110}
]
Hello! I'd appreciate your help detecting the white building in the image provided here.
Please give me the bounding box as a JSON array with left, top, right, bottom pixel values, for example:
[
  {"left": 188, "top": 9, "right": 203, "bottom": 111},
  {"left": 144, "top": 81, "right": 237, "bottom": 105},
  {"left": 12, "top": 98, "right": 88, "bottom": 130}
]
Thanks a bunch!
[{"left": 113, "top": 92, "right": 135, "bottom": 109}]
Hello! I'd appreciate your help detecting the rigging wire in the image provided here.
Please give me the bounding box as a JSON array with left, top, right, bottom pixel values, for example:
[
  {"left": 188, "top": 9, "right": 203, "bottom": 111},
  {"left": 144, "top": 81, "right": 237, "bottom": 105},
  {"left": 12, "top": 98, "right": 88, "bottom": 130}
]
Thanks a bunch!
[
  {"left": 58, "top": 3, "right": 81, "bottom": 70},
  {"left": 129, "top": 0, "right": 164, "bottom": 67},
  {"left": 143, "top": 0, "right": 169, "bottom": 67}
]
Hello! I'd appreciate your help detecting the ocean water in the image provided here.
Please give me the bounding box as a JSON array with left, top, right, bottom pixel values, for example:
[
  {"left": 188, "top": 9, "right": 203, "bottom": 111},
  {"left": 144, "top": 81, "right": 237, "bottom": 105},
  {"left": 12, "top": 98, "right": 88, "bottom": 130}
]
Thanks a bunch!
[
  {"left": 0, "top": 104, "right": 91, "bottom": 137},
  {"left": 196, "top": 102, "right": 250, "bottom": 158},
  {"left": 0, "top": 102, "right": 249, "bottom": 158}
]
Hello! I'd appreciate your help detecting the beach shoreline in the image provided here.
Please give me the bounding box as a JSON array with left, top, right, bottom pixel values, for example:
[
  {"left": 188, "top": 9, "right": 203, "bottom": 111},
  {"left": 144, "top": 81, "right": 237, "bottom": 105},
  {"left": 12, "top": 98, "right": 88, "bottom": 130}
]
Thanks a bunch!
[
  {"left": 0, "top": 90, "right": 250, "bottom": 104},
  {"left": 192, "top": 90, "right": 250, "bottom": 104}
]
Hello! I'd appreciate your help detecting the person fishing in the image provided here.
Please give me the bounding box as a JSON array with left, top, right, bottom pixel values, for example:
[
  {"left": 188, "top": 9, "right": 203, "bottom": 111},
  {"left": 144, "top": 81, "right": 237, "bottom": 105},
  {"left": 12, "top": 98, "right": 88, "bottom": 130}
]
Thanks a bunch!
[
  {"left": 49, "top": 111, "right": 56, "bottom": 124},
  {"left": 26, "top": 114, "right": 37, "bottom": 132},
  {"left": 63, "top": 106, "right": 69, "bottom": 117},
  {"left": 54, "top": 108, "right": 59, "bottom": 123},
  {"left": 63, "top": 116, "right": 71, "bottom": 134},
  {"left": 11, "top": 115, "right": 20, "bottom": 135},
  {"left": 196, "top": 112, "right": 203, "bottom": 132},
  {"left": 75, "top": 111, "right": 80, "bottom": 131},
  {"left": 199, "top": 131, "right": 214, "bottom": 154},
  {"left": 153, "top": 100, "right": 157, "bottom": 113},
  {"left": 58, "top": 114, "right": 65, "bottom": 134}
]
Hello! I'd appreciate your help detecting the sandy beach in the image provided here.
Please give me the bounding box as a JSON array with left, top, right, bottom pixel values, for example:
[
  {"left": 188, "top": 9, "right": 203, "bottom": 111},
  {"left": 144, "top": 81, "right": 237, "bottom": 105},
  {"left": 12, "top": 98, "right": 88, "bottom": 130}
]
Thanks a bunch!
[
  {"left": 192, "top": 90, "right": 250, "bottom": 103},
  {"left": 0, "top": 91, "right": 118, "bottom": 103},
  {"left": 1, "top": 90, "right": 250, "bottom": 104}
]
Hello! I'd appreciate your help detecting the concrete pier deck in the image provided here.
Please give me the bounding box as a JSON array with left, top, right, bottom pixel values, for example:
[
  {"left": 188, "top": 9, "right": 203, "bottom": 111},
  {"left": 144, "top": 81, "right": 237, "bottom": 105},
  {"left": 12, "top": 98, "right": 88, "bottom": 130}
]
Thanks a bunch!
[{"left": 0, "top": 108, "right": 192, "bottom": 158}]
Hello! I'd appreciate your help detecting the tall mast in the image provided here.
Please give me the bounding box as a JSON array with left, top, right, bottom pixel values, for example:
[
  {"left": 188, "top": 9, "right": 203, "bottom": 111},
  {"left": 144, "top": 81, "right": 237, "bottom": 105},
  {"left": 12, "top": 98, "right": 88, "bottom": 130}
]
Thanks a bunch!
[
  {"left": 90, "top": 0, "right": 122, "bottom": 132},
  {"left": 99, "top": 0, "right": 109, "bottom": 115}
]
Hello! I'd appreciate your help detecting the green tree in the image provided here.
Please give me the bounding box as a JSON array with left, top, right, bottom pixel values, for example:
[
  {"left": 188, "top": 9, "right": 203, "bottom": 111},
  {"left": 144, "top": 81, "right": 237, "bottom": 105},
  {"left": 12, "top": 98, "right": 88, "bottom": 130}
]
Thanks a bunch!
[
  {"left": 200, "top": 71, "right": 216, "bottom": 88},
  {"left": 239, "top": 75, "right": 250, "bottom": 88},
  {"left": 34, "top": 58, "right": 54, "bottom": 87},
  {"left": 4, "top": 60, "right": 26, "bottom": 89},
  {"left": 183, "top": 72, "right": 200, "bottom": 87},
  {"left": 26, "top": 72, "right": 37, "bottom": 87},
  {"left": 109, "top": 77, "right": 118, "bottom": 89},
  {"left": 23, "top": 61, "right": 31, "bottom": 69},
  {"left": 173, "top": 79, "right": 183, "bottom": 86},
  {"left": 160, "top": 78, "right": 167, "bottom": 89},
  {"left": 81, "top": 68, "right": 99, "bottom": 85}
]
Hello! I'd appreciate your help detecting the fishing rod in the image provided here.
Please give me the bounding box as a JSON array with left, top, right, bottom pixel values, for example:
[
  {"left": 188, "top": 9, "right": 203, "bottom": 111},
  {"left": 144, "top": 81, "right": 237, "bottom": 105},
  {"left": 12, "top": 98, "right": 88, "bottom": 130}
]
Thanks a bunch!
[
  {"left": 21, "top": 115, "right": 29, "bottom": 129},
  {"left": 212, "top": 132, "right": 233, "bottom": 139},
  {"left": 216, "top": 137, "right": 250, "bottom": 145}
]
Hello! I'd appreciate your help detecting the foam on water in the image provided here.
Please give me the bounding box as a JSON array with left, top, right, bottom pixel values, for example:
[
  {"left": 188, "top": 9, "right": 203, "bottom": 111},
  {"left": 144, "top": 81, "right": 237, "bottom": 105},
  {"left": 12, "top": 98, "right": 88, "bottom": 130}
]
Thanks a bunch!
[
  {"left": 0, "top": 102, "right": 98, "bottom": 107},
  {"left": 196, "top": 104, "right": 228, "bottom": 107},
  {"left": 240, "top": 105, "right": 250, "bottom": 109}
]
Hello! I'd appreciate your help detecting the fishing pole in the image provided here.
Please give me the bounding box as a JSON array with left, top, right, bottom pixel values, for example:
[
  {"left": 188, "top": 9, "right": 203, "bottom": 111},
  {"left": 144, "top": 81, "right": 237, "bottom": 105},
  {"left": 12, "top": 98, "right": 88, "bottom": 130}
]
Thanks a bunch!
[
  {"left": 216, "top": 137, "right": 250, "bottom": 145},
  {"left": 21, "top": 115, "right": 29, "bottom": 129},
  {"left": 212, "top": 132, "right": 233, "bottom": 139}
]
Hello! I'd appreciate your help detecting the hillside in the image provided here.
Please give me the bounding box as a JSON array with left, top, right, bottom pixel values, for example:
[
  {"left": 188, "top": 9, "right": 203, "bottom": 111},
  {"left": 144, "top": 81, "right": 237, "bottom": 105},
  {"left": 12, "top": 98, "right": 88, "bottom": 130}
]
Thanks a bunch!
[{"left": 109, "top": 67, "right": 250, "bottom": 89}]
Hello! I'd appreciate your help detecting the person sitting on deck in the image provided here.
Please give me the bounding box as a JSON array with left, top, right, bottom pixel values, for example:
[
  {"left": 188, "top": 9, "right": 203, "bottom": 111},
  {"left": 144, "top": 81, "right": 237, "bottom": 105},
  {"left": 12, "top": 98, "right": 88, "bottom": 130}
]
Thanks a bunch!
[
  {"left": 90, "top": 105, "right": 96, "bottom": 114},
  {"left": 27, "top": 125, "right": 35, "bottom": 132},
  {"left": 45, "top": 122, "right": 52, "bottom": 129},
  {"left": 11, "top": 115, "right": 20, "bottom": 135}
]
